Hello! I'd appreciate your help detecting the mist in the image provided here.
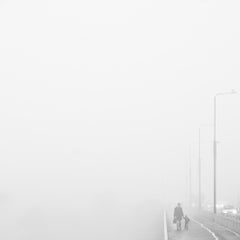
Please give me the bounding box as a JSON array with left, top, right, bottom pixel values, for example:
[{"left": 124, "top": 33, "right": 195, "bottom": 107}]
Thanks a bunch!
[{"left": 1, "top": 0, "right": 240, "bottom": 239}]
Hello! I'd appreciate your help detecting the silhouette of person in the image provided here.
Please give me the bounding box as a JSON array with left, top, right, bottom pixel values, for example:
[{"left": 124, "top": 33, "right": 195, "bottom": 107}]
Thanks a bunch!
[
  {"left": 184, "top": 215, "right": 190, "bottom": 230},
  {"left": 173, "top": 203, "right": 184, "bottom": 231}
]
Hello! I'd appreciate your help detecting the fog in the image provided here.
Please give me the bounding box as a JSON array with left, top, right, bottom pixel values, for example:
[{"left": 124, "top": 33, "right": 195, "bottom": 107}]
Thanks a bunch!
[{"left": 0, "top": 0, "right": 240, "bottom": 239}]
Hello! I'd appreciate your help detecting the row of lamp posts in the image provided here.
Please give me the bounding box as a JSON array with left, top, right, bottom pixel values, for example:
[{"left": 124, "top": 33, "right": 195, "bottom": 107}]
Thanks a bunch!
[{"left": 191, "top": 90, "right": 237, "bottom": 214}]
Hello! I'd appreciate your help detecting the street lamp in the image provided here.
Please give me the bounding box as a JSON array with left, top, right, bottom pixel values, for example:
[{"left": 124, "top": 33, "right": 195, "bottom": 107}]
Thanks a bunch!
[
  {"left": 198, "top": 127, "right": 201, "bottom": 211},
  {"left": 213, "top": 90, "right": 237, "bottom": 214},
  {"left": 198, "top": 124, "right": 212, "bottom": 211},
  {"left": 189, "top": 146, "right": 192, "bottom": 209}
]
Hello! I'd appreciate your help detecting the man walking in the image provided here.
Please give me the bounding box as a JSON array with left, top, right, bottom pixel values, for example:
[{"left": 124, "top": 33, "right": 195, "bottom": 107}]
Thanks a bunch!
[{"left": 173, "top": 203, "right": 184, "bottom": 231}]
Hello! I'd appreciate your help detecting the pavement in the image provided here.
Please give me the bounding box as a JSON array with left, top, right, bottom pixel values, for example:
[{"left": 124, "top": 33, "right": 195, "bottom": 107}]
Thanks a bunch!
[
  {"left": 167, "top": 213, "right": 240, "bottom": 240},
  {"left": 167, "top": 216, "right": 217, "bottom": 240}
]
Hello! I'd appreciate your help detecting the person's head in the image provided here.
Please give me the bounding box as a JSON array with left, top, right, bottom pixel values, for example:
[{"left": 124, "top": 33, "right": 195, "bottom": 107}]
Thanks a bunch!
[{"left": 177, "top": 202, "right": 181, "bottom": 207}]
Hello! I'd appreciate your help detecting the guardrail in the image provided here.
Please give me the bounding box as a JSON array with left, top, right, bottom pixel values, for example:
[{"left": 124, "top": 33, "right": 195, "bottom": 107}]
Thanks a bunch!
[{"left": 200, "top": 211, "right": 240, "bottom": 234}]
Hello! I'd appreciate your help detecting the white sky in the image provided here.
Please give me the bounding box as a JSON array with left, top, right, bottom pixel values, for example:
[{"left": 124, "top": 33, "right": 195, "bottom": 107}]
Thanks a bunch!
[{"left": 0, "top": 0, "right": 240, "bottom": 238}]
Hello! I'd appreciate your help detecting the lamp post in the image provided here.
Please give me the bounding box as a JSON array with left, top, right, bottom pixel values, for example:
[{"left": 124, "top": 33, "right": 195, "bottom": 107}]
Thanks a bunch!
[
  {"left": 189, "top": 146, "right": 192, "bottom": 209},
  {"left": 198, "top": 127, "right": 201, "bottom": 211},
  {"left": 198, "top": 124, "right": 212, "bottom": 211},
  {"left": 213, "top": 90, "right": 237, "bottom": 214}
]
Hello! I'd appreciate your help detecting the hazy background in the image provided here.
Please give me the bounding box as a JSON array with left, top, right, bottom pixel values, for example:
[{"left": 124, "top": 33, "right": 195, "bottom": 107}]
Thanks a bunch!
[{"left": 0, "top": 0, "right": 240, "bottom": 239}]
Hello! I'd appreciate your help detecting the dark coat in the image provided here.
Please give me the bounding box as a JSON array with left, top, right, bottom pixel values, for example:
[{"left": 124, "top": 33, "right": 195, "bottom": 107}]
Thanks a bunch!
[{"left": 174, "top": 206, "right": 184, "bottom": 220}]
